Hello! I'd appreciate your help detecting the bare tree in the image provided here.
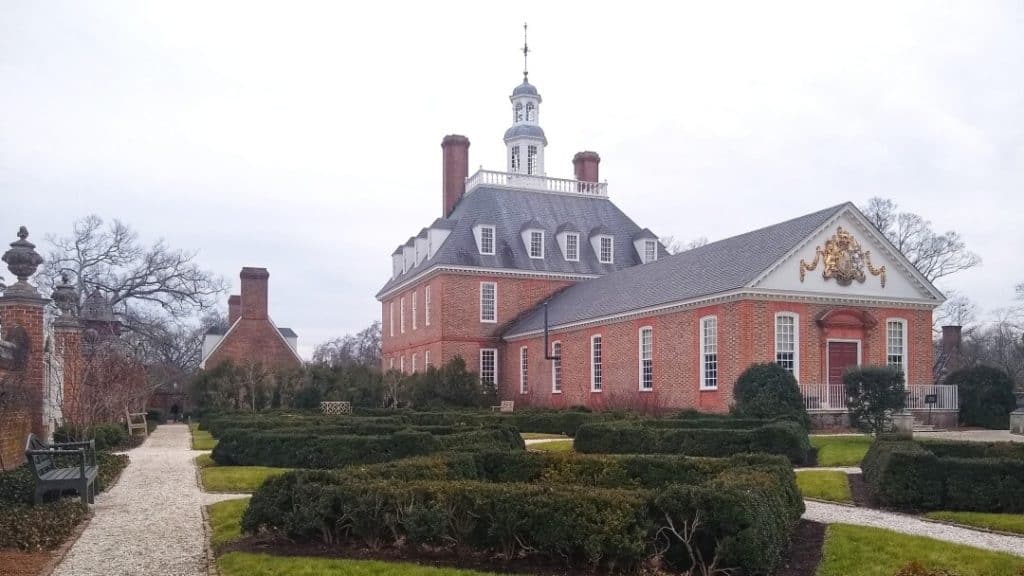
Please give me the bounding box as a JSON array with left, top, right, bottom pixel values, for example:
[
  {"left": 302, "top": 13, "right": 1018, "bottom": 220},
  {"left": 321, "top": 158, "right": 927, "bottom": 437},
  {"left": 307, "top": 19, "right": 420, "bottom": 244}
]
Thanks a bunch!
[
  {"left": 861, "top": 198, "right": 981, "bottom": 283},
  {"left": 661, "top": 236, "right": 709, "bottom": 255},
  {"left": 934, "top": 292, "right": 980, "bottom": 329},
  {"left": 312, "top": 321, "right": 382, "bottom": 367}
]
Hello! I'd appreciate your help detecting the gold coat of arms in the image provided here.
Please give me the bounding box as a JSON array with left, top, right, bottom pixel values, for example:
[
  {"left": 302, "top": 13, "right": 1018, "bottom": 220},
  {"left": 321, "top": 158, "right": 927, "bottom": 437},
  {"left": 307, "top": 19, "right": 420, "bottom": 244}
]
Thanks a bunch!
[{"left": 800, "top": 227, "right": 886, "bottom": 287}]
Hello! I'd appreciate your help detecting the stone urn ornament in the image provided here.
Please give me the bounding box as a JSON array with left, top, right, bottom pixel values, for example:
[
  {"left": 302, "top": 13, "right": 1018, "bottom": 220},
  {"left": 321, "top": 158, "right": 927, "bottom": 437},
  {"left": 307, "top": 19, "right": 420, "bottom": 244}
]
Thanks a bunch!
[{"left": 1, "top": 226, "right": 44, "bottom": 297}]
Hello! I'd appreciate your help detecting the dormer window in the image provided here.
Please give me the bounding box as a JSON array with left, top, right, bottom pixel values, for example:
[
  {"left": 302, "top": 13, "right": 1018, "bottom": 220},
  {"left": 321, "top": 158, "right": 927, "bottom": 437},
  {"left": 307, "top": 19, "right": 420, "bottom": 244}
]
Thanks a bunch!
[
  {"left": 644, "top": 240, "right": 657, "bottom": 263},
  {"left": 599, "top": 236, "right": 614, "bottom": 264},
  {"left": 565, "top": 233, "right": 579, "bottom": 261},
  {"left": 529, "top": 230, "right": 544, "bottom": 259},
  {"left": 478, "top": 225, "right": 495, "bottom": 255}
]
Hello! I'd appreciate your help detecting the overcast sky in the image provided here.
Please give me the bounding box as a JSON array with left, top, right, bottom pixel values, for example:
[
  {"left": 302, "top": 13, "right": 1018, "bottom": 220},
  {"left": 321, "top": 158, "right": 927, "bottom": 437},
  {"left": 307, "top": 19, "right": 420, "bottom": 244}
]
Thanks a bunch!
[{"left": 2, "top": 1, "right": 1022, "bottom": 359}]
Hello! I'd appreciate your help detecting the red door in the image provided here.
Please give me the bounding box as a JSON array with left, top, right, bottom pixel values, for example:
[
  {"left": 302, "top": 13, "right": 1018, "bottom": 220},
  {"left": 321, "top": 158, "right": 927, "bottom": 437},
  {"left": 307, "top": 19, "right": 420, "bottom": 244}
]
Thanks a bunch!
[{"left": 828, "top": 342, "right": 859, "bottom": 386}]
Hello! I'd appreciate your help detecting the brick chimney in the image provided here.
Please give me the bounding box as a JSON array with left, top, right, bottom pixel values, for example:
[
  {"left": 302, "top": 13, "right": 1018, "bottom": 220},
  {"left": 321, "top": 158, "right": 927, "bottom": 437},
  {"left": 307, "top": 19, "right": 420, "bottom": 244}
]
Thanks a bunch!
[
  {"left": 941, "top": 325, "right": 962, "bottom": 374},
  {"left": 239, "top": 268, "right": 269, "bottom": 320},
  {"left": 441, "top": 134, "right": 470, "bottom": 217},
  {"left": 227, "top": 295, "right": 241, "bottom": 325},
  {"left": 573, "top": 151, "right": 601, "bottom": 183}
]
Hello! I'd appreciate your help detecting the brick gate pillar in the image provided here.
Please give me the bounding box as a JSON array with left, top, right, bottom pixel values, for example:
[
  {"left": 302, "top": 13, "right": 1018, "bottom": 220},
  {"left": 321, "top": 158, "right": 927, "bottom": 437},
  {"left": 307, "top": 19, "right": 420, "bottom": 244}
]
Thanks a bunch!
[{"left": 52, "top": 274, "right": 83, "bottom": 425}]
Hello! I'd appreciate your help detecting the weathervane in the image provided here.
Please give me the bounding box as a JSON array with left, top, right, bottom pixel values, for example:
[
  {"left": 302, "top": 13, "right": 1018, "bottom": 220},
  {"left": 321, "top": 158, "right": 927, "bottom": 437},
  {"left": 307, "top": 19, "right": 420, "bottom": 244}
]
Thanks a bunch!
[{"left": 522, "top": 22, "right": 530, "bottom": 82}]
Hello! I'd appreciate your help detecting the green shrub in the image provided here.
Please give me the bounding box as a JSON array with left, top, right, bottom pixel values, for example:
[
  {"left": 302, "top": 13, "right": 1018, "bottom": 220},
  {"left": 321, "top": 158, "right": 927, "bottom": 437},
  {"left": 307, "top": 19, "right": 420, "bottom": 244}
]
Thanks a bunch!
[
  {"left": 146, "top": 409, "right": 165, "bottom": 424},
  {"left": 574, "top": 420, "right": 811, "bottom": 464},
  {"left": 0, "top": 499, "right": 88, "bottom": 550},
  {"left": 844, "top": 365, "right": 906, "bottom": 434},
  {"left": 732, "top": 362, "right": 809, "bottom": 427},
  {"left": 53, "top": 423, "right": 130, "bottom": 451},
  {"left": 243, "top": 453, "right": 802, "bottom": 574},
  {"left": 862, "top": 438, "right": 1024, "bottom": 512},
  {"left": 1, "top": 451, "right": 129, "bottom": 505},
  {"left": 948, "top": 366, "right": 1018, "bottom": 429}
]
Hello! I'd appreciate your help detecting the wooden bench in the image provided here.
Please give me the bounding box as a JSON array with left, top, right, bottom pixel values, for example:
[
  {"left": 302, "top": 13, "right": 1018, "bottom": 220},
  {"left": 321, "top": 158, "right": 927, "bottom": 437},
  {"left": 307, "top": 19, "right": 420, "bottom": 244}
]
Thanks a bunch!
[
  {"left": 126, "top": 408, "right": 148, "bottom": 439},
  {"left": 24, "top": 434, "right": 98, "bottom": 506},
  {"left": 491, "top": 400, "right": 514, "bottom": 413}
]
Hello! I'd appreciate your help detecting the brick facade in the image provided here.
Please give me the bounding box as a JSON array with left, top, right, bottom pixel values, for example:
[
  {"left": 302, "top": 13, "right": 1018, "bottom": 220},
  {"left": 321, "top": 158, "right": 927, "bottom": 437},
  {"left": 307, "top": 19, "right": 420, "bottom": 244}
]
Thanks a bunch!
[
  {"left": 0, "top": 297, "right": 48, "bottom": 469},
  {"left": 502, "top": 299, "right": 933, "bottom": 414}
]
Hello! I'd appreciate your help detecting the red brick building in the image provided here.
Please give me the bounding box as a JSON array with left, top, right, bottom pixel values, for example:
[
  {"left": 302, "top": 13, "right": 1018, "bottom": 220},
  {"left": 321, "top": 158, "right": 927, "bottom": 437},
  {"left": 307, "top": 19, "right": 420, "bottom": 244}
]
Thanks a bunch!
[
  {"left": 201, "top": 267, "right": 302, "bottom": 371},
  {"left": 378, "top": 65, "right": 945, "bottom": 417}
]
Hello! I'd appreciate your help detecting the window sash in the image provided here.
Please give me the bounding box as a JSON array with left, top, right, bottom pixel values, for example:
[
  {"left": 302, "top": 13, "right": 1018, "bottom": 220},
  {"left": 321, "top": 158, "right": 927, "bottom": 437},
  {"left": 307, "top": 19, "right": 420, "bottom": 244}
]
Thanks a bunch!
[
  {"left": 552, "top": 341, "right": 562, "bottom": 393},
  {"left": 566, "top": 233, "right": 579, "bottom": 261},
  {"left": 480, "top": 226, "right": 495, "bottom": 255},
  {"left": 389, "top": 302, "right": 394, "bottom": 337},
  {"left": 886, "top": 320, "right": 906, "bottom": 377},
  {"left": 424, "top": 286, "right": 431, "bottom": 326},
  {"left": 480, "top": 282, "right": 497, "bottom": 322},
  {"left": 599, "top": 236, "right": 613, "bottom": 263},
  {"left": 591, "top": 335, "right": 603, "bottom": 391},
  {"left": 400, "top": 297, "right": 405, "bottom": 333},
  {"left": 639, "top": 327, "right": 653, "bottom": 390},
  {"left": 519, "top": 347, "right": 529, "bottom": 394},
  {"left": 412, "top": 353, "right": 417, "bottom": 372},
  {"left": 775, "top": 314, "right": 797, "bottom": 377},
  {"left": 700, "top": 317, "right": 718, "bottom": 389},
  {"left": 412, "top": 292, "right": 417, "bottom": 330},
  {"left": 527, "top": 145, "right": 537, "bottom": 175},
  {"left": 644, "top": 240, "right": 656, "bottom": 262},
  {"left": 480, "top": 349, "right": 497, "bottom": 387},
  {"left": 529, "top": 231, "right": 544, "bottom": 258},
  {"left": 424, "top": 351, "right": 430, "bottom": 368}
]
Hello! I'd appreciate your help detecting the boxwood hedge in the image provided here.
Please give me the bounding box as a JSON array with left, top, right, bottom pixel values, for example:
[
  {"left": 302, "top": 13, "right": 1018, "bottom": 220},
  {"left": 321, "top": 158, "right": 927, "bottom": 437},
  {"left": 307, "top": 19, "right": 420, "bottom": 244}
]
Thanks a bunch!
[
  {"left": 574, "top": 420, "right": 811, "bottom": 464},
  {"left": 862, "top": 439, "right": 1024, "bottom": 512},
  {"left": 243, "top": 452, "right": 802, "bottom": 575}
]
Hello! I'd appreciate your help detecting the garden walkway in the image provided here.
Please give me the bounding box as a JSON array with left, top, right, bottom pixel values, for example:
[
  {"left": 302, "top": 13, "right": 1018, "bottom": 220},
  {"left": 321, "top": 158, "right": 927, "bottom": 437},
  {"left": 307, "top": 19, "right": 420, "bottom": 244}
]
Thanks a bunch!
[
  {"left": 803, "top": 501, "right": 1024, "bottom": 556},
  {"left": 52, "top": 424, "right": 242, "bottom": 576}
]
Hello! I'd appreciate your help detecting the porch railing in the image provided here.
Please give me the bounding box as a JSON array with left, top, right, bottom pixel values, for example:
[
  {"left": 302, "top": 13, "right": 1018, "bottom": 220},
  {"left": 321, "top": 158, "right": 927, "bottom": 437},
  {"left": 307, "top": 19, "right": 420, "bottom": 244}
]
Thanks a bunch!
[{"left": 799, "top": 384, "right": 958, "bottom": 412}]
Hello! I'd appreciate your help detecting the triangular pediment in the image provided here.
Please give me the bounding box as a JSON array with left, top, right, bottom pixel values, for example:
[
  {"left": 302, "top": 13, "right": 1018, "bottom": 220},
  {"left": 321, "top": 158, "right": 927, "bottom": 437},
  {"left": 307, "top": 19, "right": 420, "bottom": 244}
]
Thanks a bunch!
[{"left": 750, "top": 205, "right": 943, "bottom": 303}]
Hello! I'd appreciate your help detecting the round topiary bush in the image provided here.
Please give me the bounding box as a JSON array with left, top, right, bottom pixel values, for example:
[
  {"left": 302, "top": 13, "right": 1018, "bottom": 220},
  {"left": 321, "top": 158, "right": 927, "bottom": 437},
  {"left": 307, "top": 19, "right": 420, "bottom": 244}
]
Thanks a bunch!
[
  {"left": 948, "top": 365, "right": 1017, "bottom": 429},
  {"left": 732, "top": 362, "right": 809, "bottom": 428}
]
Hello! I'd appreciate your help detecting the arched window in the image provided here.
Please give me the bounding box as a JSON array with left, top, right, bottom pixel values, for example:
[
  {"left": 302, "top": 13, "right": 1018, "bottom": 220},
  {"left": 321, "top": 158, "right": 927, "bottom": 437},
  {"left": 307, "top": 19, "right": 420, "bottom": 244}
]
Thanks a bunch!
[
  {"left": 515, "top": 102, "right": 523, "bottom": 122},
  {"left": 525, "top": 102, "right": 535, "bottom": 122}
]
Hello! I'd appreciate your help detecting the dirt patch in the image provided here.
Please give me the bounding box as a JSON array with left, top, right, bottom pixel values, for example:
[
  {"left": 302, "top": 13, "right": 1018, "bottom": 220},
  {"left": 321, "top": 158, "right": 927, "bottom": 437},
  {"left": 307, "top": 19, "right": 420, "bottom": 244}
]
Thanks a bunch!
[
  {"left": 848, "top": 473, "right": 871, "bottom": 507},
  {"left": 774, "top": 520, "right": 826, "bottom": 576},
  {"left": 0, "top": 550, "right": 54, "bottom": 576}
]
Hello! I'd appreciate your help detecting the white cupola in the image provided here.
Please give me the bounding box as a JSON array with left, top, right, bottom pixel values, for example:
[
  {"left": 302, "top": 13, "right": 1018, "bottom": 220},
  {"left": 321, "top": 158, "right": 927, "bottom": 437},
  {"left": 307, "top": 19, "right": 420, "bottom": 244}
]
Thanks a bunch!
[{"left": 504, "top": 24, "right": 546, "bottom": 176}]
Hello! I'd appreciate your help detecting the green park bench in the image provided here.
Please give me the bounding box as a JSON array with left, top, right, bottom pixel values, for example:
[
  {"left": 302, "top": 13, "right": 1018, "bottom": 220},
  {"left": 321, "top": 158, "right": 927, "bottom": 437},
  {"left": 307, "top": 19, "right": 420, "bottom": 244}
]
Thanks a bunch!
[{"left": 24, "top": 433, "right": 98, "bottom": 506}]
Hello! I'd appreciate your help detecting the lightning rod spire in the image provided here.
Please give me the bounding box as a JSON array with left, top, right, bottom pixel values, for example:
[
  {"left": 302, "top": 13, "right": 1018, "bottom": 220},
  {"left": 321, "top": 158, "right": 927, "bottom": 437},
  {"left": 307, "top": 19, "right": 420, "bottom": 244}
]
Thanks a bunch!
[{"left": 522, "top": 22, "right": 530, "bottom": 82}]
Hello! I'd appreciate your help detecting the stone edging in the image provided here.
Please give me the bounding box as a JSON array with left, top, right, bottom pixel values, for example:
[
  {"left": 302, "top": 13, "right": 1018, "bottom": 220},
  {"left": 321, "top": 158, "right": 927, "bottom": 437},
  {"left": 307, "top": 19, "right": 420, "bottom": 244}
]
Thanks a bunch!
[
  {"left": 913, "top": 515, "right": 1024, "bottom": 540},
  {"left": 200, "top": 502, "right": 221, "bottom": 576},
  {"left": 803, "top": 496, "right": 856, "bottom": 508}
]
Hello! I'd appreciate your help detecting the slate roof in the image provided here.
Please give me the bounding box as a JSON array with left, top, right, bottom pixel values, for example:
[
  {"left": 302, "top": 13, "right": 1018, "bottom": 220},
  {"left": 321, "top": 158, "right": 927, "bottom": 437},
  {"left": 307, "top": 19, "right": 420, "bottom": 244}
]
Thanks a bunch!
[
  {"left": 377, "top": 186, "right": 666, "bottom": 297},
  {"left": 503, "top": 124, "right": 547, "bottom": 144},
  {"left": 512, "top": 81, "right": 539, "bottom": 96},
  {"left": 503, "top": 203, "right": 849, "bottom": 336}
]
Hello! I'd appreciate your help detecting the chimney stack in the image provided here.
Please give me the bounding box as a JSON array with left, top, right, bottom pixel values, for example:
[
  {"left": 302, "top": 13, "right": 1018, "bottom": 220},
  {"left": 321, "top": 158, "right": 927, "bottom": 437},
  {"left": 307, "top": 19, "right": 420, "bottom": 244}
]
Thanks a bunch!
[
  {"left": 573, "top": 151, "right": 601, "bottom": 183},
  {"left": 441, "top": 134, "right": 470, "bottom": 217},
  {"left": 941, "top": 325, "right": 962, "bottom": 375},
  {"left": 239, "top": 267, "right": 269, "bottom": 320},
  {"left": 227, "top": 295, "right": 241, "bottom": 325}
]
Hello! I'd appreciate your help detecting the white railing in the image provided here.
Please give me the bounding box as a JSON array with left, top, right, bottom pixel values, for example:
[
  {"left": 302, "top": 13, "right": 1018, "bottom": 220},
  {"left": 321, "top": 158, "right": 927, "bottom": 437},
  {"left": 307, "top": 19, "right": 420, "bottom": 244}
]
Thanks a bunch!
[
  {"left": 800, "top": 384, "right": 958, "bottom": 412},
  {"left": 464, "top": 169, "right": 608, "bottom": 197}
]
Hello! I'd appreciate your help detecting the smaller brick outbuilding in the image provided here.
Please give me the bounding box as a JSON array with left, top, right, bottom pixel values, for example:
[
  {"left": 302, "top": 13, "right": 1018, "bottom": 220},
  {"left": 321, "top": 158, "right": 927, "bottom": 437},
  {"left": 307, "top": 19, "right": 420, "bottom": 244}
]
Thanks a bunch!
[{"left": 200, "top": 267, "right": 302, "bottom": 371}]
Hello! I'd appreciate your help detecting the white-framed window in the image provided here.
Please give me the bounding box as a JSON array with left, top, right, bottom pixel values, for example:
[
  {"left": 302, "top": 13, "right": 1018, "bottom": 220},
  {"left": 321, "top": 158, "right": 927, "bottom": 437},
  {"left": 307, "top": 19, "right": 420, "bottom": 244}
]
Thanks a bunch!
[
  {"left": 886, "top": 318, "right": 908, "bottom": 380},
  {"left": 699, "top": 316, "right": 718, "bottom": 390},
  {"left": 514, "top": 102, "right": 523, "bottom": 122},
  {"left": 480, "top": 282, "right": 497, "bottom": 323},
  {"left": 527, "top": 145, "right": 538, "bottom": 175},
  {"left": 480, "top": 225, "right": 495, "bottom": 255},
  {"left": 565, "top": 233, "right": 579, "bottom": 261},
  {"left": 599, "top": 236, "right": 614, "bottom": 264},
  {"left": 400, "top": 297, "right": 406, "bottom": 334},
  {"left": 424, "top": 350, "right": 431, "bottom": 368},
  {"left": 400, "top": 356, "right": 405, "bottom": 373},
  {"left": 591, "top": 334, "right": 603, "bottom": 392},
  {"left": 412, "top": 292, "right": 418, "bottom": 330},
  {"left": 639, "top": 326, "right": 653, "bottom": 391},
  {"left": 775, "top": 312, "right": 799, "bottom": 380},
  {"left": 526, "top": 102, "right": 535, "bottom": 121},
  {"left": 480, "top": 348, "right": 497, "bottom": 388},
  {"left": 412, "top": 353, "right": 418, "bottom": 373},
  {"left": 519, "top": 346, "right": 529, "bottom": 394},
  {"left": 529, "top": 230, "right": 544, "bottom": 259},
  {"left": 389, "top": 302, "right": 394, "bottom": 337},
  {"left": 424, "top": 286, "right": 431, "bottom": 326},
  {"left": 389, "top": 357, "right": 394, "bottom": 370},
  {"left": 644, "top": 240, "right": 657, "bottom": 263},
  {"left": 551, "top": 341, "right": 562, "bottom": 393},
  {"left": 511, "top": 145, "right": 521, "bottom": 173}
]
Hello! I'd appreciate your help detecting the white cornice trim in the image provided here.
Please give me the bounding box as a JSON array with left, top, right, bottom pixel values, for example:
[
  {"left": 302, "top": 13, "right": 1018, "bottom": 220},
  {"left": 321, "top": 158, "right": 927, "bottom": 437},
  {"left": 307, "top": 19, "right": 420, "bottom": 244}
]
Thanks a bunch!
[
  {"left": 502, "top": 288, "right": 939, "bottom": 341},
  {"left": 376, "top": 265, "right": 597, "bottom": 300}
]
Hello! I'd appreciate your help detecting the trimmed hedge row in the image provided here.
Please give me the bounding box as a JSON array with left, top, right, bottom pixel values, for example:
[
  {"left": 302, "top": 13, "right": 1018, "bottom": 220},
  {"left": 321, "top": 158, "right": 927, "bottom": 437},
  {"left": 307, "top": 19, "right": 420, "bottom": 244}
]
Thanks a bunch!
[
  {"left": 203, "top": 420, "right": 489, "bottom": 438},
  {"left": 0, "top": 452, "right": 129, "bottom": 505},
  {"left": 574, "top": 420, "right": 811, "bottom": 464},
  {"left": 862, "top": 439, "right": 1024, "bottom": 512},
  {"left": 210, "top": 427, "right": 525, "bottom": 468},
  {"left": 244, "top": 452, "right": 802, "bottom": 574}
]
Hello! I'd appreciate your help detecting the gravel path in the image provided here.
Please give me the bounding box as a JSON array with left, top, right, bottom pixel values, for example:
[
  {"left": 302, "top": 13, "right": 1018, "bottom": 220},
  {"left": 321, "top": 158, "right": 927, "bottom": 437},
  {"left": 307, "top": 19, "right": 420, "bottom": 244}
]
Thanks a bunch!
[
  {"left": 803, "top": 501, "right": 1024, "bottom": 557},
  {"left": 53, "top": 424, "right": 238, "bottom": 576},
  {"left": 795, "top": 466, "right": 861, "bottom": 474}
]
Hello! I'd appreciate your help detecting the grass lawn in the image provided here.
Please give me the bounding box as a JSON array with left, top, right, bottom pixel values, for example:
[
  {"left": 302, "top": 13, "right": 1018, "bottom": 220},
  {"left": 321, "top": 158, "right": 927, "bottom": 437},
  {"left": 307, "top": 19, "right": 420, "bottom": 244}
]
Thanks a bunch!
[
  {"left": 528, "top": 439, "right": 573, "bottom": 452},
  {"left": 218, "top": 553, "right": 510, "bottom": 576},
  {"left": 818, "top": 523, "right": 1024, "bottom": 576},
  {"left": 202, "top": 465, "right": 290, "bottom": 493},
  {"left": 811, "top": 435, "right": 873, "bottom": 467},
  {"left": 924, "top": 511, "right": 1024, "bottom": 535},
  {"left": 795, "top": 470, "right": 852, "bottom": 503},
  {"left": 520, "top": 433, "right": 568, "bottom": 440},
  {"left": 208, "top": 498, "right": 250, "bottom": 547},
  {"left": 191, "top": 423, "right": 217, "bottom": 450},
  {"left": 195, "top": 453, "right": 214, "bottom": 468}
]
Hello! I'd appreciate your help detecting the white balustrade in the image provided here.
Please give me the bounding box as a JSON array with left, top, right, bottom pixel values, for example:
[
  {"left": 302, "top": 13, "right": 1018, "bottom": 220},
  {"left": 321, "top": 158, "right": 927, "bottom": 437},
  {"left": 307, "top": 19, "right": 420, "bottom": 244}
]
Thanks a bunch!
[
  {"left": 799, "top": 384, "right": 958, "bottom": 412},
  {"left": 464, "top": 169, "right": 608, "bottom": 197}
]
